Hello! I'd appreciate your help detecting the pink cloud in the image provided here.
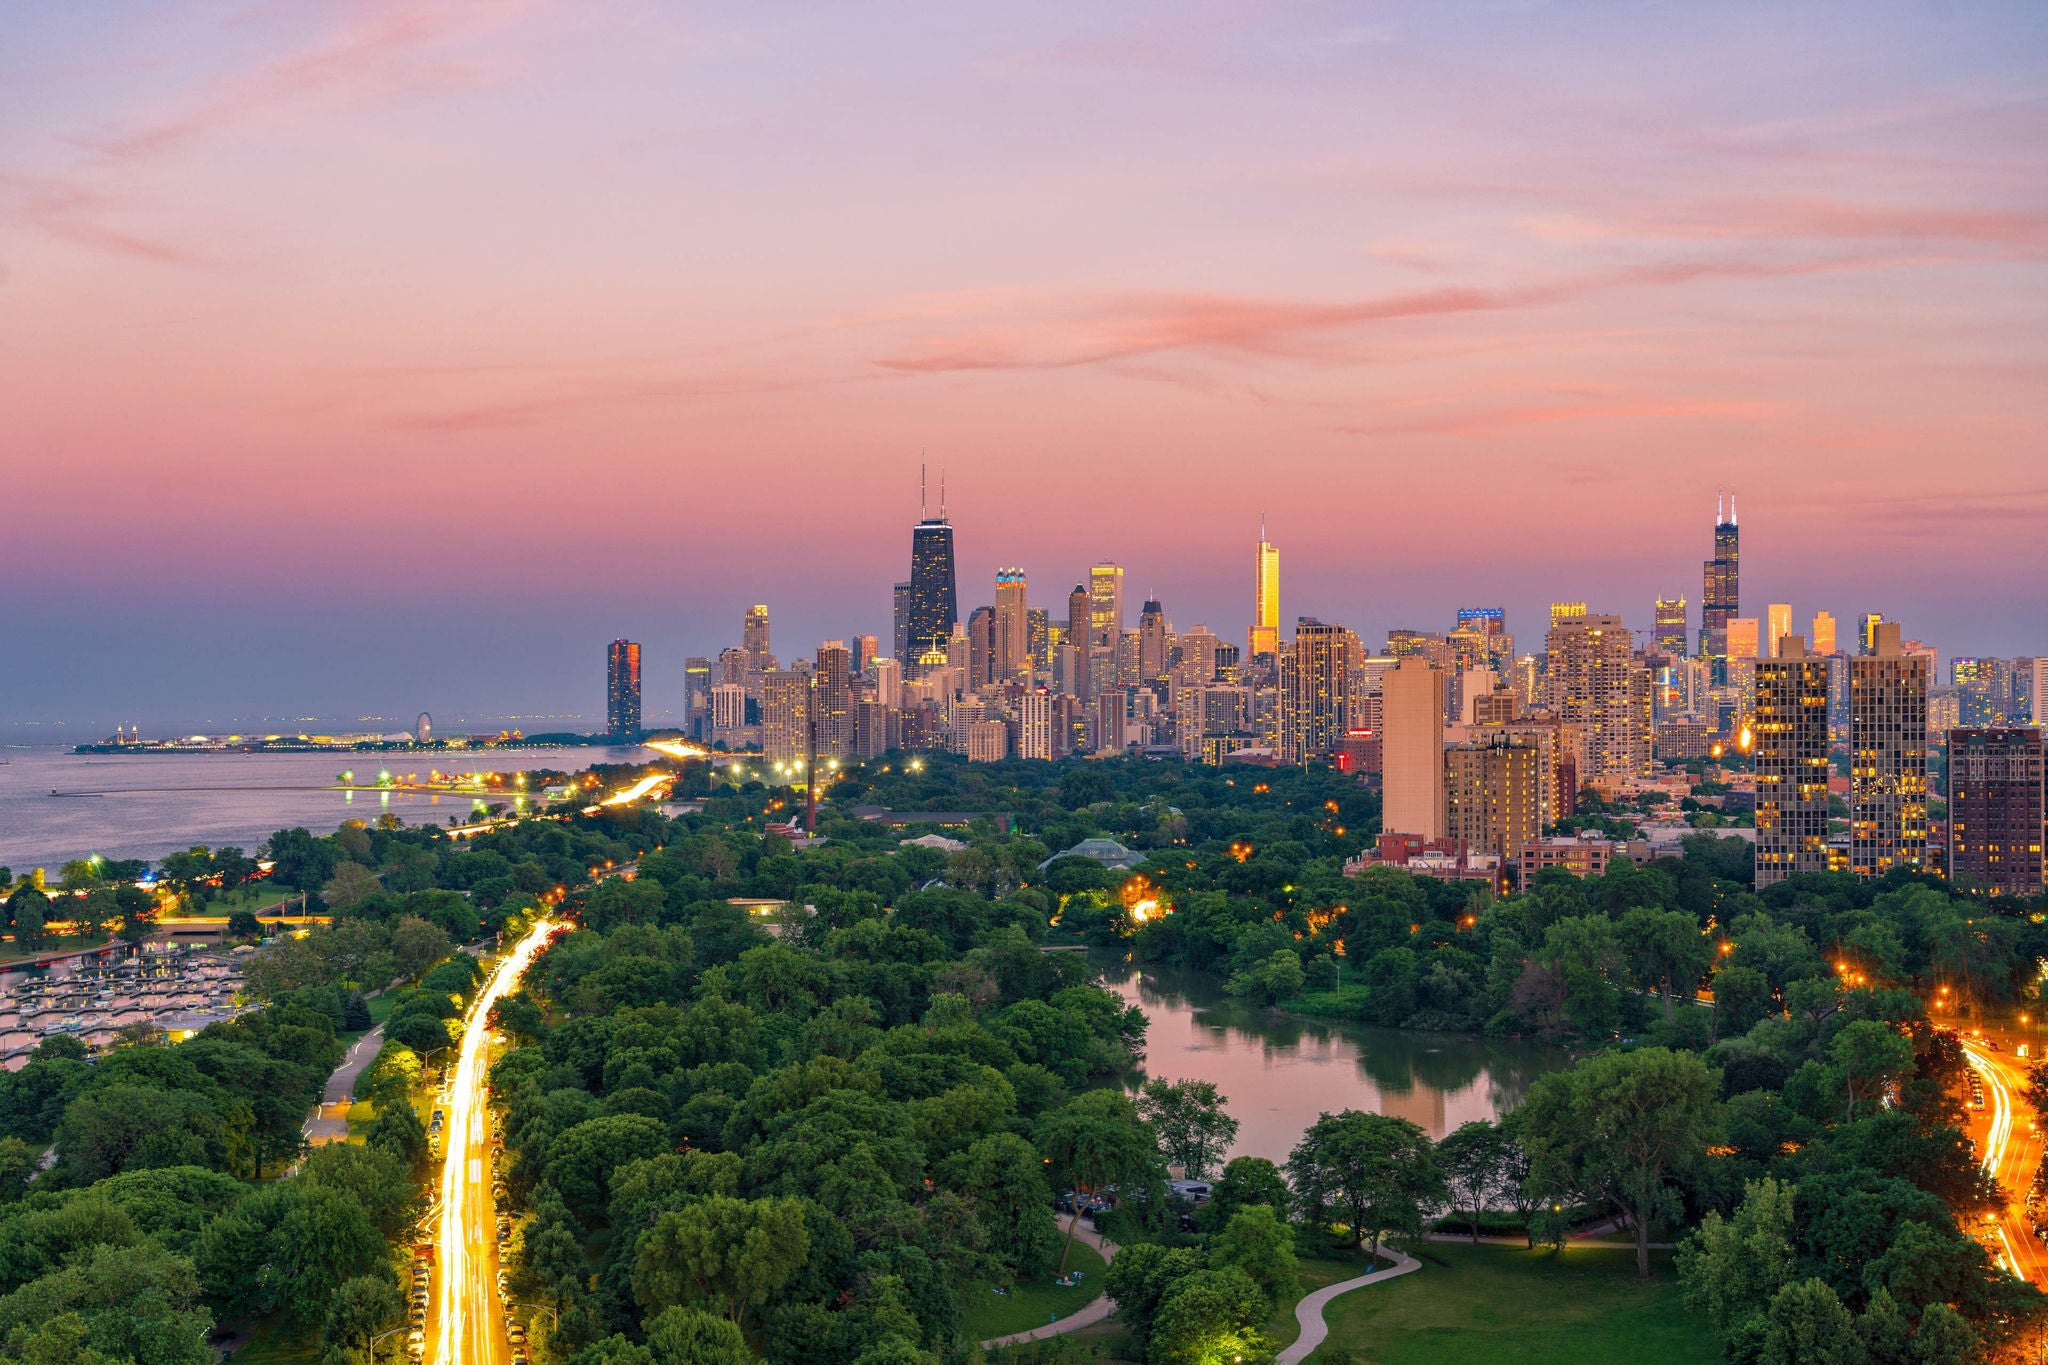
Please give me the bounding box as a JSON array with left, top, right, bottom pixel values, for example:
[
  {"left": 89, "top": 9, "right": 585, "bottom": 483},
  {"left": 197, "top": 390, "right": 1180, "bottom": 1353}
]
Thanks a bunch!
[
  {"left": 1528, "top": 197, "right": 2048, "bottom": 250},
  {"left": 1339, "top": 399, "right": 1786, "bottom": 439}
]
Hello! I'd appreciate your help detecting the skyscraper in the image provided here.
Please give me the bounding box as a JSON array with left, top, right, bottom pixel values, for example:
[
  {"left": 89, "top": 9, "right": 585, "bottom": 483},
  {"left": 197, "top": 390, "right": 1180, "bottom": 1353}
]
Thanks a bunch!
[
  {"left": 1282, "top": 619, "right": 1349, "bottom": 763},
  {"left": 1544, "top": 613, "right": 1652, "bottom": 778},
  {"left": 854, "top": 635, "right": 879, "bottom": 677},
  {"left": 1753, "top": 637, "right": 1831, "bottom": 885},
  {"left": 1088, "top": 562, "right": 1124, "bottom": 645},
  {"left": 1766, "top": 603, "right": 1793, "bottom": 659},
  {"left": 1653, "top": 597, "right": 1688, "bottom": 658},
  {"left": 1249, "top": 520, "right": 1280, "bottom": 660},
  {"left": 906, "top": 471, "right": 958, "bottom": 671},
  {"left": 606, "top": 639, "right": 642, "bottom": 740},
  {"left": 1015, "top": 688, "right": 1056, "bottom": 759},
  {"left": 892, "top": 581, "right": 913, "bottom": 663},
  {"left": 683, "top": 656, "right": 711, "bottom": 740},
  {"left": 1700, "top": 493, "right": 1740, "bottom": 677},
  {"left": 761, "top": 670, "right": 809, "bottom": 766},
  {"left": 743, "top": 605, "right": 773, "bottom": 670},
  {"left": 1382, "top": 656, "right": 1447, "bottom": 839},
  {"left": 1138, "top": 599, "right": 1169, "bottom": 685},
  {"left": 1066, "top": 585, "right": 1092, "bottom": 701},
  {"left": 1812, "top": 611, "right": 1838, "bottom": 656},
  {"left": 966, "top": 606, "right": 996, "bottom": 688},
  {"left": 1850, "top": 622, "right": 1930, "bottom": 878},
  {"left": 994, "top": 569, "right": 1030, "bottom": 679}
]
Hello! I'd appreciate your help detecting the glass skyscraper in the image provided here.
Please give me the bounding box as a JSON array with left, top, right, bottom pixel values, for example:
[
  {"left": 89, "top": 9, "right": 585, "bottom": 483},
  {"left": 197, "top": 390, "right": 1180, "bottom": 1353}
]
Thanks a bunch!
[
  {"left": 906, "top": 474, "right": 957, "bottom": 671},
  {"left": 607, "top": 639, "right": 642, "bottom": 739},
  {"left": 1700, "top": 493, "right": 1740, "bottom": 678}
]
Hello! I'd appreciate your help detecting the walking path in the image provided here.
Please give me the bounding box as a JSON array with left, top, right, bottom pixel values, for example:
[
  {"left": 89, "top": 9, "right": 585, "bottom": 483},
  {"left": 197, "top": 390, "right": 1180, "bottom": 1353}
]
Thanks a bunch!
[
  {"left": 302, "top": 1023, "right": 384, "bottom": 1145},
  {"left": 1275, "top": 1246, "right": 1421, "bottom": 1365},
  {"left": 978, "top": 1219, "right": 1121, "bottom": 1350}
]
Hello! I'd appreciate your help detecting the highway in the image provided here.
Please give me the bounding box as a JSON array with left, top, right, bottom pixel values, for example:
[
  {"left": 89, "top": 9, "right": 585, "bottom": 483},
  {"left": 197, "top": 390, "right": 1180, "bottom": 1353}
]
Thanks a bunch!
[
  {"left": 431, "top": 919, "right": 556, "bottom": 1365},
  {"left": 1959, "top": 1036, "right": 2048, "bottom": 1286}
]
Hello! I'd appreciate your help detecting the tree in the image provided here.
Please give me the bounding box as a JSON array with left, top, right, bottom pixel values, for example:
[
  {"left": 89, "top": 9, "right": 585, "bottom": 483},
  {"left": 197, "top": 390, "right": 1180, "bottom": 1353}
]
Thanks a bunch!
[
  {"left": 1712, "top": 964, "right": 1773, "bottom": 1038},
  {"left": 1756, "top": 1278, "right": 1863, "bottom": 1365},
  {"left": 224, "top": 911, "right": 262, "bottom": 943},
  {"left": 1136, "top": 1078, "right": 1239, "bottom": 1180},
  {"left": 0, "top": 1241, "right": 212, "bottom": 1365},
  {"left": 631, "top": 1195, "right": 809, "bottom": 1327},
  {"left": 1286, "top": 1110, "right": 1444, "bottom": 1257},
  {"left": 320, "top": 1274, "right": 401, "bottom": 1359},
  {"left": 937, "top": 1133, "right": 1061, "bottom": 1279},
  {"left": 1038, "top": 1089, "right": 1161, "bottom": 1271},
  {"left": 644, "top": 1306, "right": 756, "bottom": 1365},
  {"left": 1209, "top": 1204, "right": 1298, "bottom": 1298},
  {"left": 1515, "top": 1047, "right": 1721, "bottom": 1278},
  {"left": 322, "top": 863, "right": 383, "bottom": 916},
  {"left": 1436, "top": 1120, "right": 1512, "bottom": 1243},
  {"left": 1101, "top": 1244, "right": 1204, "bottom": 1356},
  {"left": 1831, "top": 1020, "right": 1914, "bottom": 1122},
  {"left": 12, "top": 896, "right": 46, "bottom": 954},
  {"left": 0, "top": 1136, "right": 37, "bottom": 1201},
  {"left": 389, "top": 916, "right": 452, "bottom": 982},
  {"left": 1226, "top": 950, "right": 1305, "bottom": 1006},
  {"left": 1619, "top": 907, "right": 1712, "bottom": 1021},
  {"left": 1148, "top": 1266, "right": 1269, "bottom": 1365},
  {"left": 264, "top": 829, "right": 337, "bottom": 895},
  {"left": 1677, "top": 1176, "right": 1795, "bottom": 1335},
  {"left": 273, "top": 1185, "right": 388, "bottom": 1324}
]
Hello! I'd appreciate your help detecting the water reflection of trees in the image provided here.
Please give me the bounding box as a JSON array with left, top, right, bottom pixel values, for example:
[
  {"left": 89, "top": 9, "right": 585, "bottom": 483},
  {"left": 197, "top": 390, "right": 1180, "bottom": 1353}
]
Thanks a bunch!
[{"left": 1099, "top": 956, "right": 1566, "bottom": 1121}]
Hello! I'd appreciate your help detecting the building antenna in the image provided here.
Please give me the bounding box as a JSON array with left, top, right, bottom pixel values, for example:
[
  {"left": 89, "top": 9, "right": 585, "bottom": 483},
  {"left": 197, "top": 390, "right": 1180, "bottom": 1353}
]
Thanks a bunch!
[
  {"left": 921, "top": 460, "right": 927, "bottom": 519},
  {"left": 940, "top": 470, "right": 947, "bottom": 520},
  {"left": 1716, "top": 488, "right": 1723, "bottom": 524},
  {"left": 1730, "top": 491, "right": 1737, "bottom": 526}
]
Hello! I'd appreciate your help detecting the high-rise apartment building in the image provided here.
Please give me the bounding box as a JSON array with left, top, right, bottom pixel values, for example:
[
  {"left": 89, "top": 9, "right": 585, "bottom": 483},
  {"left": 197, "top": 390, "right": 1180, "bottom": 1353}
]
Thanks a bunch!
[
  {"left": 1027, "top": 607, "right": 1051, "bottom": 672},
  {"left": 1850, "top": 622, "right": 1930, "bottom": 878},
  {"left": 1654, "top": 597, "right": 1688, "bottom": 658},
  {"left": 1446, "top": 735, "right": 1542, "bottom": 859},
  {"left": 1015, "top": 689, "right": 1056, "bottom": 759},
  {"left": 1948, "top": 727, "right": 2045, "bottom": 895},
  {"left": 761, "top": 669, "right": 809, "bottom": 765},
  {"left": 873, "top": 657, "right": 902, "bottom": 710},
  {"left": 743, "top": 606, "right": 773, "bottom": 671},
  {"left": 1544, "top": 613, "right": 1651, "bottom": 777},
  {"left": 813, "top": 642, "right": 854, "bottom": 763},
  {"left": 1382, "top": 655, "right": 1447, "bottom": 839},
  {"left": 1753, "top": 637, "right": 1831, "bottom": 885},
  {"left": 854, "top": 635, "right": 879, "bottom": 677},
  {"left": 1860, "top": 614, "right": 1885, "bottom": 656},
  {"left": 1283, "top": 619, "right": 1350, "bottom": 763},
  {"left": 1766, "top": 604, "right": 1793, "bottom": 660},
  {"left": 1812, "top": 611, "right": 1838, "bottom": 656},
  {"left": 1700, "top": 493, "right": 1740, "bottom": 676},
  {"left": 710, "top": 683, "right": 746, "bottom": 741},
  {"left": 606, "top": 639, "right": 642, "bottom": 740},
  {"left": 994, "top": 569, "right": 1030, "bottom": 679},
  {"left": 906, "top": 473, "right": 958, "bottom": 670},
  {"left": 1249, "top": 521, "right": 1281, "bottom": 660},
  {"left": 2033, "top": 659, "right": 2048, "bottom": 724}
]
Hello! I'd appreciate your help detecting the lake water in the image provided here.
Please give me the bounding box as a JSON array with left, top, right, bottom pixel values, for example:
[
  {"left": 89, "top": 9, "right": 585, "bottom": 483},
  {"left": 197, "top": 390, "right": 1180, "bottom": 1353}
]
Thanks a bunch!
[
  {"left": 1102, "top": 957, "right": 1570, "bottom": 1160},
  {"left": 0, "top": 744, "right": 645, "bottom": 872}
]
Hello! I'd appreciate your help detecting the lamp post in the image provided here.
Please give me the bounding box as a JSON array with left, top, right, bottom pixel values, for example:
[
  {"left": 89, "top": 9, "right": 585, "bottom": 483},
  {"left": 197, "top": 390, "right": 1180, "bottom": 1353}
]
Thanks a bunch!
[{"left": 368, "top": 1324, "right": 409, "bottom": 1364}]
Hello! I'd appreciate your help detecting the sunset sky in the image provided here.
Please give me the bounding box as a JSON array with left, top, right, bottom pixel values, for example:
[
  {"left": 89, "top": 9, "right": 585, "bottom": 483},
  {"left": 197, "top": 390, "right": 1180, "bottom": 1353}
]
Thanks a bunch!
[{"left": 3, "top": 1, "right": 2045, "bottom": 729}]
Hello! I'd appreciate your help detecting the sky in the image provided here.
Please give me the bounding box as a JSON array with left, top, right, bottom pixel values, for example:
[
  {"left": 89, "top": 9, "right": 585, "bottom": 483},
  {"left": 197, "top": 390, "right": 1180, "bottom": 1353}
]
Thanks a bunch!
[{"left": 2, "top": 0, "right": 2045, "bottom": 734}]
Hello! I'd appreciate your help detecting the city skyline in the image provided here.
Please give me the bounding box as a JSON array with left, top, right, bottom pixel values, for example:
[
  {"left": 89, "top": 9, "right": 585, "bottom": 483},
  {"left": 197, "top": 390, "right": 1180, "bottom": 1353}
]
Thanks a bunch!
[{"left": 5, "top": 2, "right": 2047, "bottom": 727}]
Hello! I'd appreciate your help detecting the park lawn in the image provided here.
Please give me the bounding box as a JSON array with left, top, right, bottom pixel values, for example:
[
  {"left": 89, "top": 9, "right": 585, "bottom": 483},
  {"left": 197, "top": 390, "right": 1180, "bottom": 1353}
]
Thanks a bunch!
[
  {"left": 367, "top": 991, "right": 397, "bottom": 1025},
  {"left": 1307, "top": 1242, "right": 1720, "bottom": 1365},
  {"left": 1267, "top": 1253, "right": 1377, "bottom": 1351},
  {"left": 960, "top": 1240, "right": 1109, "bottom": 1342}
]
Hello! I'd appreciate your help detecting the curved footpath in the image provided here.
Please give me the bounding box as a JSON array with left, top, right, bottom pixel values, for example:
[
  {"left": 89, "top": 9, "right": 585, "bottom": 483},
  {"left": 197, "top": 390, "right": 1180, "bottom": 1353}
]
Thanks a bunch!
[
  {"left": 979, "top": 1220, "right": 1121, "bottom": 1350},
  {"left": 1276, "top": 1246, "right": 1421, "bottom": 1365}
]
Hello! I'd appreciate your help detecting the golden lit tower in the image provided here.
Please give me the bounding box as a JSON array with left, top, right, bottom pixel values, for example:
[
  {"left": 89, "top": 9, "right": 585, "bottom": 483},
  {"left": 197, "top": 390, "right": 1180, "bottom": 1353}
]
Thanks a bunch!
[
  {"left": 1653, "top": 597, "right": 1688, "bottom": 657},
  {"left": 1766, "top": 603, "right": 1793, "bottom": 659},
  {"left": 1250, "top": 517, "right": 1281, "bottom": 660},
  {"left": 1753, "top": 636, "right": 1831, "bottom": 884},
  {"left": 994, "top": 568, "right": 1030, "bottom": 679},
  {"left": 1850, "top": 622, "right": 1929, "bottom": 877},
  {"left": 1812, "top": 611, "right": 1837, "bottom": 655}
]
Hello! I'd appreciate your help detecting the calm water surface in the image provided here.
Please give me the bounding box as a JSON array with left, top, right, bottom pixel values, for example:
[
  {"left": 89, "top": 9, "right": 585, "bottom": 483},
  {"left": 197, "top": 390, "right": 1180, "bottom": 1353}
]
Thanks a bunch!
[
  {"left": 1102, "top": 957, "right": 1570, "bottom": 1160},
  {"left": 0, "top": 744, "right": 644, "bottom": 871}
]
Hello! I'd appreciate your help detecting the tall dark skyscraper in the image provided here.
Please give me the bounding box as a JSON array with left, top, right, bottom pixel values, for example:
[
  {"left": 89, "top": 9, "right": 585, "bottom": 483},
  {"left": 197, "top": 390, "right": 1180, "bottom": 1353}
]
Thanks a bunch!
[
  {"left": 905, "top": 469, "right": 957, "bottom": 671},
  {"left": 607, "top": 639, "right": 642, "bottom": 739},
  {"left": 1947, "top": 727, "right": 2045, "bottom": 896},
  {"left": 1700, "top": 492, "right": 1740, "bottom": 676}
]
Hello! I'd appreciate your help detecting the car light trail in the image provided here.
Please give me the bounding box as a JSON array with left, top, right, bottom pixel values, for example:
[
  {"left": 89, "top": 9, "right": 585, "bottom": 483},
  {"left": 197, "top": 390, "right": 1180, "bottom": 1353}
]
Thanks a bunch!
[
  {"left": 433, "top": 919, "right": 555, "bottom": 1365},
  {"left": 598, "top": 772, "right": 670, "bottom": 806}
]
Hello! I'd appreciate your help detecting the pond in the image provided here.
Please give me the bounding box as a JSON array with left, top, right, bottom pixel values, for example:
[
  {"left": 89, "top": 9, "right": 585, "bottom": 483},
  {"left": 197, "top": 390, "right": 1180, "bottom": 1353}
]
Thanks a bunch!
[{"left": 1098, "top": 956, "right": 1572, "bottom": 1163}]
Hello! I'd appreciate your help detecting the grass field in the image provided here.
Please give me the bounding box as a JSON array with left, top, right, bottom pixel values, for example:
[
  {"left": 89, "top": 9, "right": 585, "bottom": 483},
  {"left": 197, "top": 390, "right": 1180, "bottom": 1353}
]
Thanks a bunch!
[
  {"left": 961, "top": 1240, "right": 1110, "bottom": 1342},
  {"left": 1307, "top": 1242, "right": 1720, "bottom": 1365},
  {"left": 1269, "top": 1253, "right": 1380, "bottom": 1350},
  {"left": 226, "top": 1314, "right": 319, "bottom": 1365}
]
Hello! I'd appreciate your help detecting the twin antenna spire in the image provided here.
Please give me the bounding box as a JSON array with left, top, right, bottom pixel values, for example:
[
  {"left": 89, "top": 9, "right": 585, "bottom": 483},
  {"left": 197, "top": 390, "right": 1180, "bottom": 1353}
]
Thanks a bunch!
[
  {"left": 1716, "top": 488, "right": 1738, "bottom": 527},
  {"left": 919, "top": 460, "right": 947, "bottom": 521}
]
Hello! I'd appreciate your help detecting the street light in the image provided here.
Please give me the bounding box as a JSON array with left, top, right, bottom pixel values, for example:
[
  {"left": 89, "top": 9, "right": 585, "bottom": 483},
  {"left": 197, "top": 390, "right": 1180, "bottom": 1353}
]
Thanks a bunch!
[{"left": 368, "top": 1324, "right": 410, "bottom": 1363}]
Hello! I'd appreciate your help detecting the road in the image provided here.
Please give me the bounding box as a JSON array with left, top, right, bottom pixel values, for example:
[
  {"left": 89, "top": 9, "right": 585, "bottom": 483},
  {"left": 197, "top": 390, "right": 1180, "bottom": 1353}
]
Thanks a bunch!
[
  {"left": 430, "top": 920, "right": 556, "bottom": 1365},
  {"left": 1959, "top": 1036, "right": 2048, "bottom": 1286},
  {"left": 303, "top": 1023, "right": 383, "bottom": 1146}
]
